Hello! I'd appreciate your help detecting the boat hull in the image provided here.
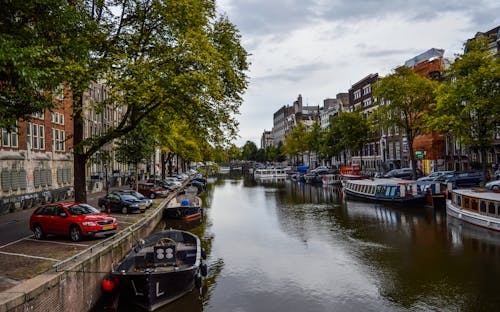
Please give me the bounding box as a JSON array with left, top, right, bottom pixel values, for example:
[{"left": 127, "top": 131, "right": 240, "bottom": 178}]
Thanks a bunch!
[
  {"left": 344, "top": 188, "right": 425, "bottom": 205},
  {"left": 447, "top": 200, "right": 500, "bottom": 232},
  {"left": 113, "top": 268, "right": 198, "bottom": 311}
]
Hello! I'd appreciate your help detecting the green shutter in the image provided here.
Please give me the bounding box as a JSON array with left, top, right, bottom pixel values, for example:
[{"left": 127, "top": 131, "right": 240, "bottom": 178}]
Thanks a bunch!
[
  {"left": 10, "top": 170, "right": 18, "bottom": 190},
  {"left": 1, "top": 169, "right": 10, "bottom": 191},
  {"left": 18, "top": 169, "right": 27, "bottom": 190}
]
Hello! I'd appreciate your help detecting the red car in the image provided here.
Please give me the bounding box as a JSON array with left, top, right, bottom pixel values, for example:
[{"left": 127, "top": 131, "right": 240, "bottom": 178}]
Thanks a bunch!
[{"left": 29, "top": 202, "right": 118, "bottom": 242}]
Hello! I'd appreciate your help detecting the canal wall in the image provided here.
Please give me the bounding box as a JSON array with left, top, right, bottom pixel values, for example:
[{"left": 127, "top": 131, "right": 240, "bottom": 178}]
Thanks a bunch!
[{"left": 0, "top": 192, "right": 174, "bottom": 312}]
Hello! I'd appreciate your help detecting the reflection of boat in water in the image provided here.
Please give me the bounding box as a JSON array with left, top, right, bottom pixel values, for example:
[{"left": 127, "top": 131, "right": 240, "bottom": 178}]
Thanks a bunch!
[
  {"left": 447, "top": 214, "right": 500, "bottom": 256},
  {"left": 110, "top": 229, "right": 207, "bottom": 311},
  {"left": 343, "top": 178, "right": 425, "bottom": 205},
  {"left": 446, "top": 188, "right": 500, "bottom": 231},
  {"left": 163, "top": 195, "right": 203, "bottom": 221}
]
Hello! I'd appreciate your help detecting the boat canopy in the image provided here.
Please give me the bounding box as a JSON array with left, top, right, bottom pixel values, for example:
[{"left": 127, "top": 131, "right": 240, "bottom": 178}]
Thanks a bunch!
[{"left": 296, "top": 165, "right": 309, "bottom": 172}]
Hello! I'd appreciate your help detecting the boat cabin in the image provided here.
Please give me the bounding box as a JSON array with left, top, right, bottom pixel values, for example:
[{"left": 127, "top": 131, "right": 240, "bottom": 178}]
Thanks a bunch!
[{"left": 450, "top": 190, "right": 500, "bottom": 218}]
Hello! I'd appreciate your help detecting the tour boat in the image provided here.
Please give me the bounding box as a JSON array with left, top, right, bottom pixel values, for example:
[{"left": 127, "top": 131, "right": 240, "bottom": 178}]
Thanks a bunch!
[
  {"left": 163, "top": 194, "right": 203, "bottom": 221},
  {"left": 110, "top": 229, "right": 207, "bottom": 311},
  {"left": 446, "top": 188, "right": 500, "bottom": 231},
  {"left": 343, "top": 178, "right": 426, "bottom": 205},
  {"left": 253, "top": 168, "right": 289, "bottom": 179}
]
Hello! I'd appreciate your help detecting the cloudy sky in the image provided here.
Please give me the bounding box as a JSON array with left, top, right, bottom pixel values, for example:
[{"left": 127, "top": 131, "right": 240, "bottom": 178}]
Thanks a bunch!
[{"left": 216, "top": 0, "right": 500, "bottom": 147}]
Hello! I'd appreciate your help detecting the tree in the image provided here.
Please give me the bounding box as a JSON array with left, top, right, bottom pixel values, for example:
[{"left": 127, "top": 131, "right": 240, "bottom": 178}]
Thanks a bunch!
[
  {"left": 241, "top": 141, "right": 258, "bottom": 161},
  {"left": 427, "top": 36, "right": 500, "bottom": 183},
  {"left": 372, "top": 66, "right": 438, "bottom": 179},
  {"left": 284, "top": 122, "right": 308, "bottom": 165},
  {"left": 306, "top": 121, "right": 323, "bottom": 166},
  {"left": 0, "top": 0, "right": 100, "bottom": 129},
  {"left": 330, "top": 111, "right": 370, "bottom": 171},
  {"left": 115, "top": 122, "right": 156, "bottom": 189}
]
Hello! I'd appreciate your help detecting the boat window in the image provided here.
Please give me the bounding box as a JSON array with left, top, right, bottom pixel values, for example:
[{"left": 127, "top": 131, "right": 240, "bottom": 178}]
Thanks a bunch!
[
  {"left": 488, "top": 202, "right": 496, "bottom": 214},
  {"left": 390, "top": 187, "right": 397, "bottom": 197},
  {"left": 456, "top": 195, "right": 462, "bottom": 207},
  {"left": 463, "top": 197, "right": 470, "bottom": 209},
  {"left": 480, "top": 201, "right": 486, "bottom": 213},
  {"left": 385, "top": 187, "right": 391, "bottom": 197},
  {"left": 471, "top": 199, "right": 478, "bottom": 211}
]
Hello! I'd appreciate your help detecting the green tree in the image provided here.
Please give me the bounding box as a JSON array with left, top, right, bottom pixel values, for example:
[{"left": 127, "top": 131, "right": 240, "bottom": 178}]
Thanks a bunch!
[
  {"left": 284, "top": 122, "right": 308, "bottom": 165},
  {"left": 372, "top": 66, "right": 438, "bottom": 179},
  {"left": 427, "top": 36, "right": 500, "bottom": 183},
  {"left": 115, "top": 122, "right": 156, "bottom": 189},
  {"left": 0, "top": 0, "right": 96, "bottom": 129},
  {"left": 306, "top": 121, "right": 323, "bottom": 166},
  {"left": 330, "top": 111, "right": 370, "bottom": 171},
  {"left": 227, "top": 144, "right": 242, "bottom": 161},
  {"left": 241, "top": 141, "right": 258, "bottom": 161}
]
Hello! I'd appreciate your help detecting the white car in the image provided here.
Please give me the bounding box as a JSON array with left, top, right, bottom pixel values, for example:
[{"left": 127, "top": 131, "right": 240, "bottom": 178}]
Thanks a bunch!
[{"left": 485, "top": 179, "right": 500, "bottom": 191}]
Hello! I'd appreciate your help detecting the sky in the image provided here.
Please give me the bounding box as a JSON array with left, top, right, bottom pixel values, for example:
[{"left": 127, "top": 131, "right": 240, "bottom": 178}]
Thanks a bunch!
[{"left": 215, "top": 0, "right": 500, "bottom": 147}]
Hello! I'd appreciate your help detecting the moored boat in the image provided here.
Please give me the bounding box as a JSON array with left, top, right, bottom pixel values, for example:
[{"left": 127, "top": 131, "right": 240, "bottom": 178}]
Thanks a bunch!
[
  {"left": 253, "top": 168, "right": 289, "bottom": 179},
  {"left": 343, "top": 178, "right": 426, "bottom": 205},
  {"left": 163, "top": 194, "right": 203, "bottom": 221},
  {"left": 110, "top": 229, "right": 207, "bottom": 311},
  {"left": 446, "top": 188, "right": 500, "bottom": 231}
]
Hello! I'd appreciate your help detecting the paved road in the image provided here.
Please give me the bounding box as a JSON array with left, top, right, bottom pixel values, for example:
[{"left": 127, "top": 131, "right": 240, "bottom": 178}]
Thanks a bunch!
[{"left": 0, "top": 187, "right": 126, "bottom": 246}]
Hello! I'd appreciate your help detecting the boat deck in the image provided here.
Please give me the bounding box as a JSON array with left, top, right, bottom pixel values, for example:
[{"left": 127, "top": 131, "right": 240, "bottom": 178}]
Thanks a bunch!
[{"left": 127, "top": 242, "right": 198, "bottom": 273}]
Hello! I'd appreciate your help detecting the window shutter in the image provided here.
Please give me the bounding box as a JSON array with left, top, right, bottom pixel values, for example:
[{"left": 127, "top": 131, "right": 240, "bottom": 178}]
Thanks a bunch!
[
  {"left": 18, "top": 169, "right": 27, "bottom": 190},
  {"left": 40, "top": 169, "right": 47, "bottom": 187},
  {"left": 1, "top": 169, "right": 10, "bottom": 191}
]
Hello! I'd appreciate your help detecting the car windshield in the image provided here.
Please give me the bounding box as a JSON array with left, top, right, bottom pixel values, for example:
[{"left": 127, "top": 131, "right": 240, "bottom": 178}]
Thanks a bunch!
[
  {"left": 121, "top": 194, "right": 139, "bottom": 201},
  {"left": 68, "top": 204, "right": 100, "bottom": 215},
  {"left": 131, "top": 192, "right": 145, "bottom": 199}
]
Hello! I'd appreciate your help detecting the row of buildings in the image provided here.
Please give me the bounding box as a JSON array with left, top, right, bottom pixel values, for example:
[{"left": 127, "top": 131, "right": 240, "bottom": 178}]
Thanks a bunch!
[
  {"left": 261, "top": 26, "right": 500, "bottom": 175},
  {"left": 0, "top": 81, "right": 171, "bottom": 214}
]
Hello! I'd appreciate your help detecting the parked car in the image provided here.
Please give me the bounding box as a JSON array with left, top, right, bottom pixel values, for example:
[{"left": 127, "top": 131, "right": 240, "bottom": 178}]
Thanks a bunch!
[
  {"left": 435, "top": 171, "right": 484, "bottom": 188},
  {"left": 30, "top": 203, "right": 118, "bottom": 242},
  {"left": 97, "top": 193, "right": 148, "bottom": 214},
  {"left": 485, "top": 179, "right": 500, "bottom": 191},
  {"left": 417, "top": 170, "right": 455, "bottom": 182},
  {"left": 112, "top": 190, "right": 153, "bottom": 209},
  {"left": 137, "top": 182, "right": 169, "bottom": 199},
  {"left": 383, "top": 168, "right": 422, "bottom": 180},
  {"left": 494, "top": 170, "right": 500, "bottom": 180}
]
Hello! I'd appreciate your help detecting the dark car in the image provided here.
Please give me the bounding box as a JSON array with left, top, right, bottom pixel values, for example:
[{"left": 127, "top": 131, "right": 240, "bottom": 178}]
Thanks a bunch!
[
  {"left": 112, "top": 190, "right": 153, "bottom": 209},
  {"left": 436, "top": 171, "right": 484, "bottom": 188},
  {"left": 383, "top": 168, "right": 422, "bottom": 180},
  {"left": 29, "top": 202, "right": 118, "bottom": 242},
  {"left": 304, "top": 168, "right": 338, "bottom": 183},
  {"left": 417, "top": 170, "right": 455, "bottom": 182},
  {"left": 97, "top": 193, "right": 148, "bottom": 214},
  {"left": 138, "top": 182, "right": 170, "bottom": 199}
]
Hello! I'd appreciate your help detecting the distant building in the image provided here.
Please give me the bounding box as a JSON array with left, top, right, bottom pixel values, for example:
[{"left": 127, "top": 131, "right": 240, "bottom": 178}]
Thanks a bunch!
[
  {"left": 404, "top": 48, "right": 450, "bottom": 81},
  {"left": 260, "top": 130, "right": 273, "bottom": 149},
  {"left": 466, "top": 25, "right": 500, "bottom": 54}
]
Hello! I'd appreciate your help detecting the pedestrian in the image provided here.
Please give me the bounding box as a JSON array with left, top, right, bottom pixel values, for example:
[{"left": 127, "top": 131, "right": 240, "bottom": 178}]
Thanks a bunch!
[{"left": 126, "top": 176, "right": 132, "bottom": 188}]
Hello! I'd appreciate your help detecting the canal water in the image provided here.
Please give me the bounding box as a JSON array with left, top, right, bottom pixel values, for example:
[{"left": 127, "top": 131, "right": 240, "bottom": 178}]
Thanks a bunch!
[{"left": 100, "top": 175, "right": 500, "bottom": 311}]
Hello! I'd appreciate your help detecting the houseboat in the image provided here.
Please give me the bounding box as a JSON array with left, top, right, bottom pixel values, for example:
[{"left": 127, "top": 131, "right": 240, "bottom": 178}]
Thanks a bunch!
[
  {"left": 446, "top": 189, "right": 500, "bottom": 231},
  {"left": 343, "top": 178, "right": 426, "bottom": 205},
  {"left": 253, "top": 168, "right": 289, "bottom": 180},
  {"left": 109, "top": 229, "right": 207, "bottom": 311}
]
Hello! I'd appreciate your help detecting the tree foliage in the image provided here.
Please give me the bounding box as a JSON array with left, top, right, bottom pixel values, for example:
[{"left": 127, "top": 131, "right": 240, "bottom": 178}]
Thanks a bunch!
[
  {"left": 329, "top": 111, "right": 370, "bottom": 169},
  {"left": 426, "top": 36, "right": 500, "bottom": 182},
  {"left": 372, "top": 66, "right": 437, "bottom": 178},
  {"left": 284, "top": 122, "right": 308, "bottom": 165}
]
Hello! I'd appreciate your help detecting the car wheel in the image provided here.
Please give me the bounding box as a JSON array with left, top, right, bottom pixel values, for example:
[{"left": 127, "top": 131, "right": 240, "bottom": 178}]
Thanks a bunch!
[
  {"left": 493, "top": 185, "right": 500, "bottom": 191},
  {"left": 149, "top": 193, "right": 156, "bottom": 199},
  {"left": 122, "top": 206, "right": 128, "bottom": 214},
  {"left": 70, "top": 225, "right": 82, "bottom": 242},
  {"left": 33, "top": 224, "right": 45, "bottom": 240}
]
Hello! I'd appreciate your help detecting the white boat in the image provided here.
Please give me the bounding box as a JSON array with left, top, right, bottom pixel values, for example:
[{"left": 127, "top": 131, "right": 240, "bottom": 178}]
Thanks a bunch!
[
  {"left": 446, "top": 189, "right": 500, "bottom": 231},
  {"left": 253, "top": 168, "right": 289, "bottom": 179}
]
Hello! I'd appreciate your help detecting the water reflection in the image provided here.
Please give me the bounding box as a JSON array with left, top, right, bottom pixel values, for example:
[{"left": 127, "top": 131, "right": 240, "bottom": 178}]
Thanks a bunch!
[{"left": 95, "top": 175, "right": 500, "bottom": 311}]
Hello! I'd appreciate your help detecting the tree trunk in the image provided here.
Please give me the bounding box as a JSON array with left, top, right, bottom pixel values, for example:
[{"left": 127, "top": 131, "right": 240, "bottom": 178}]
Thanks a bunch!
[
  {"left": 408, "top": 139, "right": 417, "bottom": 180},
  {"left": 73, "top": 95, "right": 87, "bottom": 203},
  {"left": 481, "top": 147, "right": 488, "bottom": 186},
  {"left": 161, "top": 152, "right": 166, "bottom": 179}
]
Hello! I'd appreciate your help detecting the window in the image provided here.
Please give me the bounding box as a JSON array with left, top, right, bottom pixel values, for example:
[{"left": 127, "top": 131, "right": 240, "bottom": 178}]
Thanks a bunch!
[
  {"left": 2, "top": 129, "right": 9, "bottom": 146},
  {"left": 362, "top": 98, "right": 372, "bottom": 107},
  {"left": 362, "top": 84, "right": 371, "bottom": 95},
  {"left": 39, "top": 125, "right": 45, "bottom": 149},
  {"left": 33, "top": 124, "right": 38, "bottom": 149},
  {"left": 353, "top": 90, "right": 361, "bottom": 100},
  {"left": 488, "top": 202, "right": 495, "bottom": 214},
  {"left": 27, "top": 123, "right": 31, "bottom": 149},
  {"left": 2, "top": 127, "right": 18, "bottom": 148}
]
